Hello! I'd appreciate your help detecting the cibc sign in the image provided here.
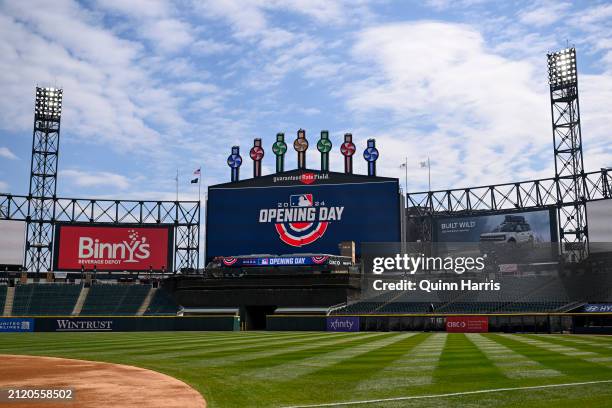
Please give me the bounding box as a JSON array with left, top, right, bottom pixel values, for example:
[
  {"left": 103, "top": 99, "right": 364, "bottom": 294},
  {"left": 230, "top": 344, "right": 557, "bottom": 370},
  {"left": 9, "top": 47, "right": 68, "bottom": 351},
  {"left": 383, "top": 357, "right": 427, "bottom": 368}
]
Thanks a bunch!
[
  {"left": 53, "top": 224, "right": 173, "bottom": 271},
  {"left": 446, "top": 316, "right": 488, "bottom": 333}
]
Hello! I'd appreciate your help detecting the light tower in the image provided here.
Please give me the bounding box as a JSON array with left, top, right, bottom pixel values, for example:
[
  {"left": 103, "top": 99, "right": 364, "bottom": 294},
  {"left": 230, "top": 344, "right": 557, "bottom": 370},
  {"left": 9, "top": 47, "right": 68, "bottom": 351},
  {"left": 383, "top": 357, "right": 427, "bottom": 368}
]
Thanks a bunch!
[
  {"left": 547, "top": 48, "right": 588, "bottom": 260},
  {"left": 25, "top": 87, "right": 63, "bottom": 272}
]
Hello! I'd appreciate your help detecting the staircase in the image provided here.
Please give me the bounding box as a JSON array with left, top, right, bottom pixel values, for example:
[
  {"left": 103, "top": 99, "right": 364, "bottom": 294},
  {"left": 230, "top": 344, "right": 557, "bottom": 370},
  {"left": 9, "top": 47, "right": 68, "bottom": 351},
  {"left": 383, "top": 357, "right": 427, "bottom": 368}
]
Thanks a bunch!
[
  {"left": 71, "top": 286, "right": 89, "bottom": 316},
  {"left": 3, "top": 287, "right": 15, "bottom": 316},
  {"left": 137, "top": 287, "right": 157, "bottom": 316}
]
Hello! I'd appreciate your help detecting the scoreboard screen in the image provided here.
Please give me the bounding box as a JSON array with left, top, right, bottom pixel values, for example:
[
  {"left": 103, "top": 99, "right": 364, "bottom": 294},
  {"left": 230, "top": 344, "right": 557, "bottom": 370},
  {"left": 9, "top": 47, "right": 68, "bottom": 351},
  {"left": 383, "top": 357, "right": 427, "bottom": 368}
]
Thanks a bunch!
[{"left": 206, "top": 171, "right": 400, "bottom": 262}]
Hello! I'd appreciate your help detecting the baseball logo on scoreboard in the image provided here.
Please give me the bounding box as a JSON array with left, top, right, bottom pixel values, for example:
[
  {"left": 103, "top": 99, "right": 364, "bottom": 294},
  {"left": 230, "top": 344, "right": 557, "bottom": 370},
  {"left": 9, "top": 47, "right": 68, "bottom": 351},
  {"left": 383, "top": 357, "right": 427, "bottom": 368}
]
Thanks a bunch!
[{"left": 258, "top": 193, "right": 344, "bottom": 247}]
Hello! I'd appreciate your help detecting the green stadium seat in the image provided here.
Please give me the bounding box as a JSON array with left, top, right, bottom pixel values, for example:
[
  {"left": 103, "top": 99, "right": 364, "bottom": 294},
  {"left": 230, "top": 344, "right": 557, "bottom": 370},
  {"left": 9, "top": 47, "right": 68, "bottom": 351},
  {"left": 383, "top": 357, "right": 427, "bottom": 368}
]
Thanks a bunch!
[
  {"left": 81, "top": 284, "right": 151, "bottom": 315},
  {"left": 12, "top": 284, "right": 81, "bottom": 316}
]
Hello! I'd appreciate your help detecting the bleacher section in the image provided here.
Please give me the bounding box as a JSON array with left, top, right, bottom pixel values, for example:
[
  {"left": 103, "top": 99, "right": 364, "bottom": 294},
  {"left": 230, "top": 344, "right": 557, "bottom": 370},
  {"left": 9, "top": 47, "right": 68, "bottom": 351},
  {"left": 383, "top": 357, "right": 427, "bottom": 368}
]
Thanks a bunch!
[
  {"left": 144, "top": 288, "right": 180, "bottom": 315},
  {"left": 0, "top": 285, "right": 6, "bottom": 314},
  {"left": 332, "top": 274, "right": 600, "bottom": 315},
  {"left": 81, "top": 284, "right": 151, "bottom": 315},
  {"left": 12, "top": 284, "right": 81, "bottom": 316}
]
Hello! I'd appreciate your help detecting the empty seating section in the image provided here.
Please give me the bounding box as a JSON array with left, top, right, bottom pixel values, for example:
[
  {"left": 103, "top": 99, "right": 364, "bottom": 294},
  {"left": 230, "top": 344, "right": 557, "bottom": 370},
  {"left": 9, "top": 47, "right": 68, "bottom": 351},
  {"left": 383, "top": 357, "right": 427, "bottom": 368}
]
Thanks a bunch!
[
  {"left": 81, "top": 284, "right": 151, "bottom": 315},
  {"left": 145, "top": 289, "right": 179, "bottom": 315},
  {"left": 12, "top": 284, "right": 81, "bottom": 315},
  {"left": 0, "top": 285, "right": 6, "bottom": 312},
  {"left": 333, "top": 275, "right": 584, "bottom": 315}
]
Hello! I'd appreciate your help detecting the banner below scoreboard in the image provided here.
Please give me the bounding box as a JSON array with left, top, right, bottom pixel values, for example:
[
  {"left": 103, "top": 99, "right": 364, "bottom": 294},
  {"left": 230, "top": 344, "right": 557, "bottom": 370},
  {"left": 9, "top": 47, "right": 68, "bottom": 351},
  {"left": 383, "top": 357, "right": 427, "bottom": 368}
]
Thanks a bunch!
[{"left": 218, "top": 255, "right": 352, "bottom": 268}]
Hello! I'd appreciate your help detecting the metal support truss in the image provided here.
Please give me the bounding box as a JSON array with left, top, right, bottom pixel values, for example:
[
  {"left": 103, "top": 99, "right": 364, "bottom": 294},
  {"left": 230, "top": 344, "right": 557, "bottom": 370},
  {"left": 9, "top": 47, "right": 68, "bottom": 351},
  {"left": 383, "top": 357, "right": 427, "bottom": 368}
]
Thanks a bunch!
[
  {"left": 2, "top": 194, "right": 200, "bottom": 272},
  {"left": 547, "top": 48, "right": 588, "bottom": 259},
  {"left": 406, "top": 169, "right": 612, "bottom": 244},
  {"left": 25, "top": 87, "right": 63, "bottom": 272}
]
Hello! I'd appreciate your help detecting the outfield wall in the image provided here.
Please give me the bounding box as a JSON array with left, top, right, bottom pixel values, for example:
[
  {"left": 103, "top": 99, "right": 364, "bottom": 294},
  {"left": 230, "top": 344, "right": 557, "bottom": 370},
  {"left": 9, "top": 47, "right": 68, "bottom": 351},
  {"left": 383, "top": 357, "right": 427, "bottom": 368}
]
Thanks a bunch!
[
  {"left": 268, "top": 313, "right": 612, "bottom": 333},
  {"left": 0, "top": 316, "right": 239, "bottom": 332}
]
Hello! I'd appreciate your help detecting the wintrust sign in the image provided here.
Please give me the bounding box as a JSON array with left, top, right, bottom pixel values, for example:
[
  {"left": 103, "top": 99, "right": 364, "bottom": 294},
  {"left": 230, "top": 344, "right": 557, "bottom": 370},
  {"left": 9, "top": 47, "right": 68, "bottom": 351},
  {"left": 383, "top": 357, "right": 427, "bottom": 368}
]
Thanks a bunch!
[{"left": 54, "top": 224, "right": 173, "bottom": 271}]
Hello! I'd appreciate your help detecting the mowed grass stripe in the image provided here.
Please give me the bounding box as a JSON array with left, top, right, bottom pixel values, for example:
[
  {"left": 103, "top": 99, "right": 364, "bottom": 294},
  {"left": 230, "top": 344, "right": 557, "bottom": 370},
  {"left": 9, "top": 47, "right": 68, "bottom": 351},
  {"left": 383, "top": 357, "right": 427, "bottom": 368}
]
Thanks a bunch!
[
  {"left": 250, "top": 333, "right": 425, "bottom": 407},
  {"left": 545, "top": 335, "right": 612, "bottom": 350},
  {"left": 106, "top": 331, "right": 339, "bottom": 360},
  {"left": 490, "top": 334, "right": 612, "bottom": 380},
  {"left": 174, "top": 332, "right": 381, "bottom": 368},
  {"left": 248, "top": 333, "right": 415, "bottom": 381},
  {"left": 0, "top": 331, "right": 270, "bottom": 351},
  {"left": 0, "top": 331, "right": 318, "bottom": 357},
  {"left": 510, "top": 334, "right": 612, "bottom": 368},
  {"left": 526, "top": 335, "right": 612, "bottom": 366},
  {"left": 42, "top": 332, "right": 353, "bottom": 363},
  {"left": 467, "top": 333, "right": 562, "bottom": 379},
  {"left": 355, "top": 333, "right": 447, "bottom": 392},
  {"left": 433, "top": 333, "right": 509, "bottom": 393}
]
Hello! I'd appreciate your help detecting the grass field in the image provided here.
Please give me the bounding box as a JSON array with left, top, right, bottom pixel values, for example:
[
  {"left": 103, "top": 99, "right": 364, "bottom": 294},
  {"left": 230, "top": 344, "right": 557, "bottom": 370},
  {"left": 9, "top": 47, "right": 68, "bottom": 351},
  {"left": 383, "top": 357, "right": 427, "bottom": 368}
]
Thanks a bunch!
[{"left": 1, "top": 332, "right": 612, "bottom": 407}]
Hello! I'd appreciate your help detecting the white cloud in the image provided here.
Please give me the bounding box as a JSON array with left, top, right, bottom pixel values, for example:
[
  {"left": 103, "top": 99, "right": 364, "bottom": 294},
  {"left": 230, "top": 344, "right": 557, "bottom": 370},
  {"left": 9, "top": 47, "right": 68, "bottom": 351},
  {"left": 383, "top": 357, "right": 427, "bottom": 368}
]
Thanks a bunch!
[
  {"left": 574, "top": 3, "right": 612, "bottom": 26},
  {"left": 140, "top": 18, "right": 193, "bottom": 53},
  {"left": 61, "top": 169, "right": 130, "bottom": 190},
  {"left": 344, "top": 21, "right": 552, "bottom": 189},
  {"left": 0, "top": 147, "right": 18, "bottom": 160},
  {"left": 518, "top": 2, "right": 571, "bottom": 27},
  {"left": 0, "top": 180, "right": 8, "bottom": 191}
]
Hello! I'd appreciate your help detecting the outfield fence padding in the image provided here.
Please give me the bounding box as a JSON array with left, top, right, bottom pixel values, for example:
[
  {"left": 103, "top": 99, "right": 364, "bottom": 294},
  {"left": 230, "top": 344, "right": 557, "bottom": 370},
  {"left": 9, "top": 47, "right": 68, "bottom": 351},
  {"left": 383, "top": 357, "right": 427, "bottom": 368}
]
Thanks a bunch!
[{"left": 1, "top": 316, "right": 239, "bottom": 332}]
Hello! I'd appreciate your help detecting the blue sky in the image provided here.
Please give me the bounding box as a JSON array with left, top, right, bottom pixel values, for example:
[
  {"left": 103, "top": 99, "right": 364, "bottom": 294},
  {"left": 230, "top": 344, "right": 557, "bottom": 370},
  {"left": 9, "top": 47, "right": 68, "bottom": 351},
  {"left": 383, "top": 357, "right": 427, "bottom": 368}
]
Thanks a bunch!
[{"left": 0, "top": 0, "right": 611, "bottom": 202}]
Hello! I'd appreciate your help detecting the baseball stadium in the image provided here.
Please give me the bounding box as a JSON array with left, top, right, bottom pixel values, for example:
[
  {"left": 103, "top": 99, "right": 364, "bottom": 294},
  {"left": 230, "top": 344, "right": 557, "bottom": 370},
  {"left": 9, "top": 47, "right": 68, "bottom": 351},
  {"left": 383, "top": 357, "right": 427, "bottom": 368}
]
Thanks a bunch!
[{"left": 2, "top": 3, "right": 612, "bottom": 408}]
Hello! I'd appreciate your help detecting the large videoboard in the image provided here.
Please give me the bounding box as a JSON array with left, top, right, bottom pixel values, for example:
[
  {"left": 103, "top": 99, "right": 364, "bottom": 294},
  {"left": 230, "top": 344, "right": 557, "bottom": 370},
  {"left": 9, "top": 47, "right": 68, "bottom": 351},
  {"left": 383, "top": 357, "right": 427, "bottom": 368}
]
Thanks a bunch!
[
  {"left": 206, "top": 171, "right": 401, "bottom": 262},
  {"left": 433, "top": 208, "right": 557, "bottom": 243},
  {"left": 0, "top": 220, "right": 26, "bottom": 267},
  {"left": 53, "top": 224, "right": 174, "bottom": 271}
]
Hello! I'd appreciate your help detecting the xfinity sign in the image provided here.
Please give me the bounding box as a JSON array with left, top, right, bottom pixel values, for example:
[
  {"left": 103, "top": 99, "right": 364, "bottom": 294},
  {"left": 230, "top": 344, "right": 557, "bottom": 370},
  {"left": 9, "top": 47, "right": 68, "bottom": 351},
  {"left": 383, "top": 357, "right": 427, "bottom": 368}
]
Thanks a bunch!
[{"left": 327, "top": 316, "right": 360, "bottom": 332}]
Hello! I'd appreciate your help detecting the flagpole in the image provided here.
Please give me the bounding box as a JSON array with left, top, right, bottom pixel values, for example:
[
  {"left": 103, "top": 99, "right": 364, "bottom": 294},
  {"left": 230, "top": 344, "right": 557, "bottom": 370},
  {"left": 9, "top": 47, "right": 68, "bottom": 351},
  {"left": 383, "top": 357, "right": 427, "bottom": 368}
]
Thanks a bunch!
[
  {"left": 404, "top": 157, "right": 408, "bottom": 194},
  {"left": 428, "top": 156, "right": 431, "bottom": 191},
  {"left": 198, "top": 166, "right": 201, "bottom": 204},
  {"left": 175, "top": 169, "right": 179, "bottom": 201}
]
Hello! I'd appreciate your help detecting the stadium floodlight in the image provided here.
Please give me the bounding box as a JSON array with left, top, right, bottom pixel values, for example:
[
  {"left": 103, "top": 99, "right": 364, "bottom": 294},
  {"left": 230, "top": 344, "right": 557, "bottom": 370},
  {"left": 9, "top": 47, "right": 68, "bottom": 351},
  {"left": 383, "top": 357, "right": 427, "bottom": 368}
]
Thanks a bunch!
[
  {"left": 547, "top": 48, "right": 577, "bottom": 88},
  {"left": 294, "top": 129, "right": 308, "bottom": 170},
  {"left": 316, "top": 131, "right": 332, "bottom": 172},
  {"left": 35, "top": 87, "right": 63, "bottom": 120},
  {"left": 272, "top": 133, "right": 287, "bottom": 173}
]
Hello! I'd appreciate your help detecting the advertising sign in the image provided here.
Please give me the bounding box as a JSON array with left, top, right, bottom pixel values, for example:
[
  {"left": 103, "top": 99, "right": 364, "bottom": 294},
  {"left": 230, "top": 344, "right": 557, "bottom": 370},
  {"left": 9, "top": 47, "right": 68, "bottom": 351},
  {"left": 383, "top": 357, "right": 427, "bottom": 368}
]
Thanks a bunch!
[
  {"left": 54, "top": 224, "right": 173, "bottom": 271},
  {"left": 54, "top": 318, "right": 114, "bottom": 332},
  {"left": 433, "top": 209, "right": 557, "bottom": 243},
  {"left": 446, "top": 316, "right": 488, "bottom": 333},
  {"left": 206, "top": 171, "right": 400, "bottom": 262},
  {"left": 0, "top": 318, "right": 34, "bottom": 332},
  {"left": 327, "top": 316, "right": 360, "bottom": 332},
  {"left": 218, "top": 255, "right": 352, "bottom": 268},
  {"left": 584, "top": 304, "right": 612, "bottom": 313}
]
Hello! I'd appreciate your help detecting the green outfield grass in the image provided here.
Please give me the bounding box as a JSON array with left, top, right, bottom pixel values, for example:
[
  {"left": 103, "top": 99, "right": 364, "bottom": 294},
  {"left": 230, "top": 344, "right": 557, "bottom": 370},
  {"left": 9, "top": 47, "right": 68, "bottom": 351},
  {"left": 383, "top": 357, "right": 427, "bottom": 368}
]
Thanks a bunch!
[{"left": 1, "top": 332, "right": 612, "bottom": 407}]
